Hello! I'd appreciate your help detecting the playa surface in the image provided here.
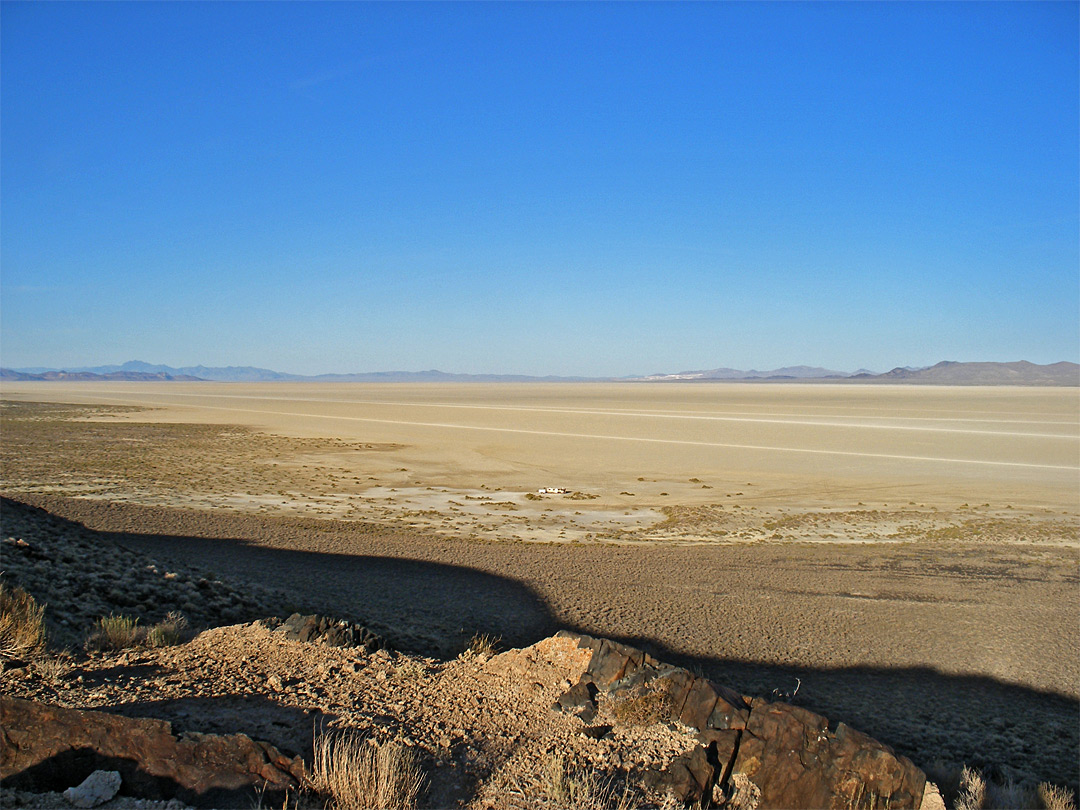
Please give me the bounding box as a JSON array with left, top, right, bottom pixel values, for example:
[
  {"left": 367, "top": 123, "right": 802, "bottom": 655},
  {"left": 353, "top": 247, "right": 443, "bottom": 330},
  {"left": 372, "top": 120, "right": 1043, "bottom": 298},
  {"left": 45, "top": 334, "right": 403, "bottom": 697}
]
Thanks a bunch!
[{"left": 1, "top": 381, "right": 1077, "bottom": 543}]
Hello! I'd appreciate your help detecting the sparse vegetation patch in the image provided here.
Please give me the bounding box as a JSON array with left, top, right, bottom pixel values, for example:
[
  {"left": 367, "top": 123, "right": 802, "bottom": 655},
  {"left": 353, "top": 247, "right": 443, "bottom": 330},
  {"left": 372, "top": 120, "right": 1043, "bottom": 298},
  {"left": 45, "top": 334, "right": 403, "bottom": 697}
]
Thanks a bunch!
[
  {"left": 0, "top": 581, "right": 46, "bottom": 660},
  {"left": 147, "top": 611, "right": 189, "bottom": 647},
  {"left": 307, "top": 730, "right": 424, "bottom": 810},
  {"left": 609, "top": 690, "right": 673, "bottom": 727},
  {"left": 88, "top": 613, "right": 140, "bottom": 651}
]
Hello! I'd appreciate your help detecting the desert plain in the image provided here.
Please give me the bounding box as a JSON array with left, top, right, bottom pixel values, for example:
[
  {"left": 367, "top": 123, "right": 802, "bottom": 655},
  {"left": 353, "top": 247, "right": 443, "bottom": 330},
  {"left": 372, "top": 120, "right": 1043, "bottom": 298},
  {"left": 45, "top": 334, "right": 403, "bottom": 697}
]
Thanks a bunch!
[{"left": 1, "top": 381, "right": 1078, "bottom": 792}]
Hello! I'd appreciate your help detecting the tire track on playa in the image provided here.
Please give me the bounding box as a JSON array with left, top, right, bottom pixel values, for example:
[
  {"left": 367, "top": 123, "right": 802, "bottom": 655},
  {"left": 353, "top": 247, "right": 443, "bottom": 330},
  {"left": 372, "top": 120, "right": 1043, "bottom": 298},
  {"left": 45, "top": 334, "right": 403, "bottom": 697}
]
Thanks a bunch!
[
  {"left": 46, "top": 389, "right": 1079, "bottom": 437},
  {"left": 55, "top": 393, "right": 1080, "bottom": 472}
]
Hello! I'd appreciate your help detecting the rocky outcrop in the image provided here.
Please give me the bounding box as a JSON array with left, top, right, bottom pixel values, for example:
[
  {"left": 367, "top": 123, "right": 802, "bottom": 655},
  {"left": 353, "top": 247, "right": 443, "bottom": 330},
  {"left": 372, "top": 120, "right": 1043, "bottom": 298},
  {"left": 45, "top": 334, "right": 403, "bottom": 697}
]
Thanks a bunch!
[
  {"left": 276, "top": 612, "right": 388, "bottom": 651},
  {"left": 0, "top": 698, "right": 304, "bottom": 808},
  {"left": 554, "top": 632, "right": 927, "bottom": 809}
]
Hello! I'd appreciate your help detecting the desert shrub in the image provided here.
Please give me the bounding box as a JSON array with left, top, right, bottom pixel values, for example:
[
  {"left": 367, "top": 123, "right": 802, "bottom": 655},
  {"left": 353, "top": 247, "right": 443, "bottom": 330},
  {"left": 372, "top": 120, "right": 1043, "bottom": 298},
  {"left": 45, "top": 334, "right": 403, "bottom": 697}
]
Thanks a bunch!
[
  {"left": 986, "top": 779, "right": 1036, "bottom": 810},
  {"left": 88, "top": 614, "right": 140, "bottom": 651},
  {"left": 307, "top": 731, "right": 424, "bottom": 810},
  {"left": 0, "top": 581, "right": 46, "bottom": 660},
  {"left": 1038, "top": 783, "right": 1077, "bottom": 810},
  {"left": 610, "top": 690, "right": 673, "bottom": 726},
  {"left": 460, "top": 633, "right": 500, "bottom": 660},
  {"left": 147, "top": 611, "right": 188, "bottom": 648},
  {"left": 30, "top": 653, "right": 70, "bottom": 684},
  {"left": 540, "top": 752, "right": 634, "bottom": 810},
  {"left": 931, "top": 764, "right": 1075, "bottom": 810},
  {"left": 955, "top": 766, "right": 987, "bottom": 810}
]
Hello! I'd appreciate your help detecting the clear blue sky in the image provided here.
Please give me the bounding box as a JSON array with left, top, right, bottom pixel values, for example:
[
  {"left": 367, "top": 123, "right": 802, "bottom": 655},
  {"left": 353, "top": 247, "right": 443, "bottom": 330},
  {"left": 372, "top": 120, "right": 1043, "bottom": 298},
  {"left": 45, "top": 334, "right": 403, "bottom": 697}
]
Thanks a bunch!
[{"left": 2, "top": 1, "right": 1077, "bottom": 376}]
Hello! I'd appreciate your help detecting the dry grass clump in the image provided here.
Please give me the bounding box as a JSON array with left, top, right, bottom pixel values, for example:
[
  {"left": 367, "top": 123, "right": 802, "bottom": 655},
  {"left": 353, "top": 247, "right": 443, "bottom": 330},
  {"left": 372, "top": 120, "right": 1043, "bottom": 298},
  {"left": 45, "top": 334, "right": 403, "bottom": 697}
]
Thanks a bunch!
[
  {"left": 0, "top": 581, "right": 47, "bottom": 660},
  {"left": 87, "top": 613, "right": 140, "bottom": 651},
  {"left": 1038, "top": 783, "right": 1077, "bottom": 810},
  {"left": 540, "top": 752, "right": 634, "bottom": 810},
  {"left": 609, "top": 690, "right": 673, "bottom": 726},
  {"left": 30, "top": 652, "right": 71, "bottom": 684},
  {"left": 307, "top": 730, "right": 424, "bottom": 810},
  {"left": 460, "top": 633, "right": 500, "bottom": 661},
  {"left": 147, "top": 611, "right": 189, "bottom": 648},
  {"left": 944, "top": 765, "right": 1076, "bottom": 810},
  {"left": 845, "top": 781, "right": 895, "bottom": 810},
  {"left": 87, "top": 611, "right": 190, "bottom": 651}
]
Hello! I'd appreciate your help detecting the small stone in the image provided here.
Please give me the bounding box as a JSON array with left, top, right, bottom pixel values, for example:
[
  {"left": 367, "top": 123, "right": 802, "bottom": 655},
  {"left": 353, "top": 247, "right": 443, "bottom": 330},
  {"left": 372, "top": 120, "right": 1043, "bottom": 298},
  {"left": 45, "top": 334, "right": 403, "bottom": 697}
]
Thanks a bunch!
[
  {"left": 63, "top": 769, "right": 121, "bottom": 808},
  {"left": 267, "top": 673, "right": 283, "bottom": 691}
]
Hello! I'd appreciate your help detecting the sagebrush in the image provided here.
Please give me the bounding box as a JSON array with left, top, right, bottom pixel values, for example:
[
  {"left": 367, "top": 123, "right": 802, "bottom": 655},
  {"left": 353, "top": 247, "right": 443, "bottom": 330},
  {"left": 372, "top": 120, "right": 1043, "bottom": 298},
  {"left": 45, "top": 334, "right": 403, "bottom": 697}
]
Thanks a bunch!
[
  {"left": 307, "top": 730, "right": 424, "bottom": 810},
  {"left": 0, "top": 581, "right": 46, "bottom": 659},
  {"left": 540, "top": 752, "right": 634, "bottom": 810},
  {"left": 147, "top": 611, "right": 188, "bottom": 648},
  {"left": 87, "top": 613, "right": 140, "bottom": 651}
]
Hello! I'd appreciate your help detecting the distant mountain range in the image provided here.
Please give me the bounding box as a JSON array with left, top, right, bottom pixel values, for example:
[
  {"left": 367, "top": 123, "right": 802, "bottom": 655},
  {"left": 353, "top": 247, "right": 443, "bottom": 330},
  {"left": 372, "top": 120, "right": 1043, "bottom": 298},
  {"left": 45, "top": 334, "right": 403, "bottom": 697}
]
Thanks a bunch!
[
  {"left": 637, "top": 360, "right": 1079, "bottom": 386},
  {"left": 1, "top": 360, "right": 592, "bottom": 384},
  {"left": 0, "top": 368, "right": 203, "bottom": 382},
  {"left": 2, "top": 359, "right": 1077, "bottom": 386},
  {"left": 850, "top": 360, "right": 1080, "bottom": 386}
]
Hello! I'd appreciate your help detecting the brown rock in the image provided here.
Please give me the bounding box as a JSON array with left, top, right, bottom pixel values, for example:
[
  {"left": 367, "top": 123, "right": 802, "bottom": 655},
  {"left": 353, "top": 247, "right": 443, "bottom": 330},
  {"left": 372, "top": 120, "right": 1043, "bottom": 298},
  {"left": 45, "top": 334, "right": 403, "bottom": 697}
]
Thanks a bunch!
[
  {"left": 706, "top": 685, "right": 750, "bottom": 731},
  {"left": 651, "top": 669, "right": 697, "bottom": 719},
  {"left": 679, "top": 678, "right": 720, "bottom": 730},
  {"left": 0, "top": 698, "right": 303, "bottom": 808},
  {"left": 732, "top": 698, "right": 926, "bottom": 809},
  {"left": 558, "top": 632, "right": 927, "bottom": 809},
  {"left": 584, "top": 639, "right": 631, "bottom": 689},
  {"left": 649, "top": 743, "right": 716, "bottom": 804},
  {"left": 698, "top": 727, "right": 740, "bottom": 773}
]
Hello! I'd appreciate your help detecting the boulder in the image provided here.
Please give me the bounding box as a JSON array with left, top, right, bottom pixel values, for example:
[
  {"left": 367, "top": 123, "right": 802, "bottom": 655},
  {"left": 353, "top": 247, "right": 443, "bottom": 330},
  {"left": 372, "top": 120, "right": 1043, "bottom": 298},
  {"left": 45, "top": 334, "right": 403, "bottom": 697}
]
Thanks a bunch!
[
  {"left": 1, "top": 698, "right": 303, "bottom": 808},
  {"left": 279, "top": 613, "right": 386, "bottom": 650},
  {"left": 734, "top": 698, "right": 926, "bottom": 810},
  {"left": 554, "top": 679, "right": 599, "bottom": 723},
  {"left": 663, "top": 744, "right": 716, "bottom": 804},
  {"left": 554, "top": 633, "right": 928, "bottom": 809},
  {"left": 63, "top": 770, "right": 121, "bottom": 808}
]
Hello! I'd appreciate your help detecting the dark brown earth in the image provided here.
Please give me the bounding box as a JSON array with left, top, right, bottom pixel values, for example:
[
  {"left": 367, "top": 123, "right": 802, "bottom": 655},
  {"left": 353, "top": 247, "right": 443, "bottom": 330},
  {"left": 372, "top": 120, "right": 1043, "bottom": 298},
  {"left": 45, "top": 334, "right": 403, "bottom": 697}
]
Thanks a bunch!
[{"left": 4, "top": 493, "right": 1076, "bottom": 790}]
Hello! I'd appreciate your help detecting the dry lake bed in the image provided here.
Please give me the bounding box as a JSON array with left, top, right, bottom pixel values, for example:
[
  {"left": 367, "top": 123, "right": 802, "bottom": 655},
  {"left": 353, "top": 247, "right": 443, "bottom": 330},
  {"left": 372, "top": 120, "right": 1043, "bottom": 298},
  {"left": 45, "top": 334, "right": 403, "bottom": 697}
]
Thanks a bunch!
[{"left": 1, "top": 381, "right": 1078, "bottom": 785}]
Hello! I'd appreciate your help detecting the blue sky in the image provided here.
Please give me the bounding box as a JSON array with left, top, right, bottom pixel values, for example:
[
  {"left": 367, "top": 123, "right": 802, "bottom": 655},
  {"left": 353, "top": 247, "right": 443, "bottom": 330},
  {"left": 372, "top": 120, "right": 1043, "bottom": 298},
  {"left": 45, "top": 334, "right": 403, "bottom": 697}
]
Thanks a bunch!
[{"left": 2, "top": 1, "right": 1077, "bottom": 376}]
